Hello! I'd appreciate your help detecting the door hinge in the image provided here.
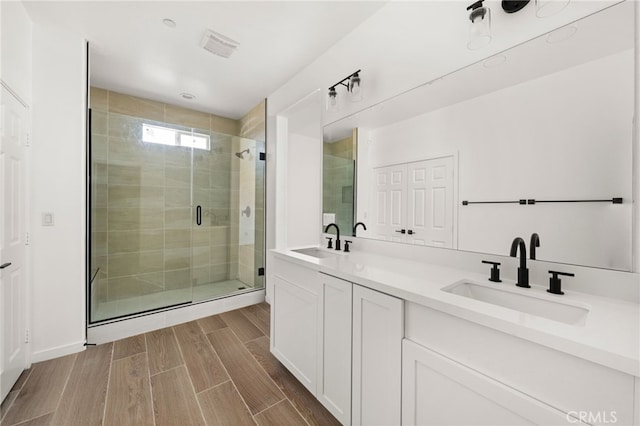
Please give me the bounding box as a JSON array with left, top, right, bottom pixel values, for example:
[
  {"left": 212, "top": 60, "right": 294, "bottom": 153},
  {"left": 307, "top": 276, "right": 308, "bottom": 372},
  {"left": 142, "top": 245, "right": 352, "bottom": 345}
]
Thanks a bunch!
[
  {"left": 258, "top": 267, "right": 265, "bottom": 276},
  {"left": 25, "top": 232, "right": 30, "bottom": 245},
  {"left": 25, "top": 328, "right": 30, "bottom": 343},
  {"left": 259, "top": 152, "right": 266, "bottom": 161},
  {"left": 25, "top": 132, "right": 31, "bottom": 147}
]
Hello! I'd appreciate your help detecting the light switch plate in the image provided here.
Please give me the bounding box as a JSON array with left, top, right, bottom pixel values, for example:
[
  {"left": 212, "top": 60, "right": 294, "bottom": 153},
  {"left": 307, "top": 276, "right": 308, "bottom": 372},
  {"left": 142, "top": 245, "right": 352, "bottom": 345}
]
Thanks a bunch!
[
  {"left": 42, "top": 212, "right": 54, "bottom": 226},
  {"left": 323, "top": 213, "right": 336, "bottom": 225}
]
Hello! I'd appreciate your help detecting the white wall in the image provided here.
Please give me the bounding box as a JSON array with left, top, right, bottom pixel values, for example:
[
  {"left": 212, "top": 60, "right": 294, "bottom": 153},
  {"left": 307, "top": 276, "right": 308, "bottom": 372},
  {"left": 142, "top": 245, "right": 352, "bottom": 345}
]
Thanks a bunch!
[
  {"left": 275, "top": 91, "right": 323, "bottom": 250},
  {"left": 362, "top": 50, "right": 633, "bottom": 270},
  {"left": 1, "top": 1, "right": 33, "bottom": 103},
  {"left": 30, "top": 22, "right": 86, "bottom": 362}
]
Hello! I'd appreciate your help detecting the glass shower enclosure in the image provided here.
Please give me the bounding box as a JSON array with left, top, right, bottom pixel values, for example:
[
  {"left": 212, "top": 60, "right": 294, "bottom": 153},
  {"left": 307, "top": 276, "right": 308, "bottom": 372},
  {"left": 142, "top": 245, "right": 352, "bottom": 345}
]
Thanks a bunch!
[{"left": 88, "top": 91, "right": 265, "bottom": 323}]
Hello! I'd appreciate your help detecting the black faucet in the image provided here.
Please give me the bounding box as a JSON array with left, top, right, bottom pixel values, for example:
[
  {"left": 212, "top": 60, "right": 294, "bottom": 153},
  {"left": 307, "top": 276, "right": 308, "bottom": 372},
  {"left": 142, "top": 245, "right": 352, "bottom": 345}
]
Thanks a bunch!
[
  {"left": 530, "top": 233, "right": 540, "bottom": 260},
  {"left": 352, "top": 222, "right": 367, "bottom": 237},
  {"left": 510, "top": 237, "right": 530, "bottom": 288},
  {"left": 325, "top": 223, "right": 341, "bottom": 251}
]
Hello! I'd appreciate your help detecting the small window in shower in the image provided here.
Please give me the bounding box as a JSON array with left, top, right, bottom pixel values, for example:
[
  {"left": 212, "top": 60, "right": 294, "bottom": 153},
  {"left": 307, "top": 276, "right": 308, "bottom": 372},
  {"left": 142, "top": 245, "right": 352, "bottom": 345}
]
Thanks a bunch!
[
  {"left": 179, "top": 133, "right": 209, "bottom": 150},
  {"left": 142, "top": 123, "right": 210, "bottom": 150}
]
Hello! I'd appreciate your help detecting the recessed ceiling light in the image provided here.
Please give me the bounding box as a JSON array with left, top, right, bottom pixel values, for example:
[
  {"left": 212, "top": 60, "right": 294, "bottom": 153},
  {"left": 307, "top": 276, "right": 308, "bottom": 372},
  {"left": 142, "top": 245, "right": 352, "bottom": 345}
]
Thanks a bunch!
[
  {"left": 163, "top": 19, "right": 176, "bottom": 28},
  {"left": 483, "top": 55, "right": 507, "bottom": 68},
  {"left": 546, "top": 25, "right": 577, "bottom": 44},
  {"left": 181, "top": 93, "right": 196, "bottom": 100}
]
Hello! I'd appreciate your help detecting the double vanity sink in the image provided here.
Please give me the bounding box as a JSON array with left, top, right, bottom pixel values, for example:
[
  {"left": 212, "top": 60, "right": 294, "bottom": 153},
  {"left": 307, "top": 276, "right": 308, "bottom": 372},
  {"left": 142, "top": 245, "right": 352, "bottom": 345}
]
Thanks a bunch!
[
  {"left": 291, "top": 246, "right": 591, "bottom": 327},
  {"left": 275, "top": 244, "right": 639, "bottom": 425}
]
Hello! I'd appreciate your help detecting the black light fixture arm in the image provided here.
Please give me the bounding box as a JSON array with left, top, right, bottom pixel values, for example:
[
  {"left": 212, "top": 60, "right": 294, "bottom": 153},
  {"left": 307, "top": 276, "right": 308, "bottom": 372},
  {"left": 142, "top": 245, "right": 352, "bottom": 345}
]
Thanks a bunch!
[{"left": 329, "top": 69, "right": 361, "bottom": 92}]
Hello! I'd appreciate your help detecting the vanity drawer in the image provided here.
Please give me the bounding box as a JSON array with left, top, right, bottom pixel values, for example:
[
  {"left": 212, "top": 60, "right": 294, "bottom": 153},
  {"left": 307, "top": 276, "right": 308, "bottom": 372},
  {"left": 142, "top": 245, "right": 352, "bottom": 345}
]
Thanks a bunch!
[
  {"left": 405, "top": 303, "right": 634, "bottom": 425},
  {"left": 272, "top": 257, "right": 319, "bottom": 295}
]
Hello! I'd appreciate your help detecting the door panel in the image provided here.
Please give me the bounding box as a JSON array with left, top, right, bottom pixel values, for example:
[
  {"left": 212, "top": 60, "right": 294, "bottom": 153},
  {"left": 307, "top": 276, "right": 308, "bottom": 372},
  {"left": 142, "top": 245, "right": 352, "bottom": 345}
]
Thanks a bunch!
[
  {"left": 406, "top": 157, "right": 454, "bottom": 247},
  {"left": 373, "top": 165, "right": 406, "bottom": 242},
  {"left": 1, "top": 86, "right": 28, "bottom": 402}
]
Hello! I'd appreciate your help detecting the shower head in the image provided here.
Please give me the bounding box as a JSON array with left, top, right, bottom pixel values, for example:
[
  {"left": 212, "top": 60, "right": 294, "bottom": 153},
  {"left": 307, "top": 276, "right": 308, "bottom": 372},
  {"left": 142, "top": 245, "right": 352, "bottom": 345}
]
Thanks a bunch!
[{"left": 235, "top": 148, "right": 250, "bottom": 159}]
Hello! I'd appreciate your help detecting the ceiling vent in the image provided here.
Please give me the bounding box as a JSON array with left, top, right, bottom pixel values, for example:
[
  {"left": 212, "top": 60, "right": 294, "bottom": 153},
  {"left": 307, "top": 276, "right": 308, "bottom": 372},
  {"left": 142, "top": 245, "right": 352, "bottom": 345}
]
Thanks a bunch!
[{"left": 200, "top": 29, "right": 239, "bottom": 59}]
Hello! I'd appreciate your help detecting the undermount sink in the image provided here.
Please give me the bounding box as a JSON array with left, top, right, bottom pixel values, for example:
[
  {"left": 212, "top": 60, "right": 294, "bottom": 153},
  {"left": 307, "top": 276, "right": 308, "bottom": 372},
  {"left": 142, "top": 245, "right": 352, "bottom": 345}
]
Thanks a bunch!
[
  {"left": 442, "top": 280, "right": 590, "bottom": 326},
  {"left": 291, "top": 247, "right": 339, "bottom": 259}
]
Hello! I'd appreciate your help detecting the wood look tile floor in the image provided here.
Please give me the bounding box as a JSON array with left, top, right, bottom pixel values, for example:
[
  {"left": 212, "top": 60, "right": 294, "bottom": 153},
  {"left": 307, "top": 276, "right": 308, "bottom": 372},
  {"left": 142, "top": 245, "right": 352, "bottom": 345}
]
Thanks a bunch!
[{"left": 0, "top": 303, "right": 341, "bottom": 426}]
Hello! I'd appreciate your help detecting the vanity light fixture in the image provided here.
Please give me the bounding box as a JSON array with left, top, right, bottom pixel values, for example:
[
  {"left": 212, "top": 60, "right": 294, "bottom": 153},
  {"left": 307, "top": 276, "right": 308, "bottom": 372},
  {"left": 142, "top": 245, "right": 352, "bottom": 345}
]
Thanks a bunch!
[
  {"left": 327, "top": 70, "right": 362, "bottom": 111},
  {"left": 467, "top": 0, "right": 492, "bottom": 50}
]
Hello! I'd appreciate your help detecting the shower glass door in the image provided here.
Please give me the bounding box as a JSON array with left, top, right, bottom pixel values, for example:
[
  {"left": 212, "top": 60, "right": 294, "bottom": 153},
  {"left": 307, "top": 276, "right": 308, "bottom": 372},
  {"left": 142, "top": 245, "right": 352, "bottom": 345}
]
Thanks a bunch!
[{"left": 190, "top": 135, "right": 265, "bottom": 302}]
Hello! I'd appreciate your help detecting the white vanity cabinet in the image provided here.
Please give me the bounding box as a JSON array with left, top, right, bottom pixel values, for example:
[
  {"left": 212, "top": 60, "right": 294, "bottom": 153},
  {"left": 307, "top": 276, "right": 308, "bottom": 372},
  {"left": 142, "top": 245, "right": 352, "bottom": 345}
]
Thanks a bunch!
[
  {"left": 352, "top": 284, "right": 404, "bottom": 426},
  {"left": 271, "top": 255, "right": 404, "bottom": 425},
  {"left": 402, "top": 339, "right": 585, "bottom": 425},
  {"left": 403, "top": 302, "right": 635, "bottom": 426},
  {"left": 271, "top": 257, "right": 321, "bottom": 394},
  {"left": 318, "top": 272, "right": 352, "bottom": 423}
]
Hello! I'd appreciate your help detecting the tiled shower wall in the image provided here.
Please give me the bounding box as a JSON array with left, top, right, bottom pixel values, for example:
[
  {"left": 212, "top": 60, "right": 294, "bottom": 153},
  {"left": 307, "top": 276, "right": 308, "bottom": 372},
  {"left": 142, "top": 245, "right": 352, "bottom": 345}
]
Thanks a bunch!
[
  {"left": 323, "top": 132, "right": 355, "bottom": 235},
  {"left": 90, "top": 87, "right": 254, "bottom": 307}
]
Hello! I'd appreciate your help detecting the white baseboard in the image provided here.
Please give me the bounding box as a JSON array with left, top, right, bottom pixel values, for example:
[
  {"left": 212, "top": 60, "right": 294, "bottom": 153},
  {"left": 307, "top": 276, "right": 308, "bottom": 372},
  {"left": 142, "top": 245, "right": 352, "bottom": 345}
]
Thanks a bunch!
[
  {"left": 87, "top": 290, "right": 265, "bottom": 345},
  {"left": 31, "top": 340, "right": 86, "bottom": 364}
]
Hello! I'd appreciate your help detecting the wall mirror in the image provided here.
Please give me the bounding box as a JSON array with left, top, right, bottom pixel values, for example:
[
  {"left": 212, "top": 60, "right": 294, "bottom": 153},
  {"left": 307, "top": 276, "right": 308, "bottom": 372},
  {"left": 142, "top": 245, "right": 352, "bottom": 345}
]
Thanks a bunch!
[{"left": 322, "top": 1, "right": 635, "bottom": 271}]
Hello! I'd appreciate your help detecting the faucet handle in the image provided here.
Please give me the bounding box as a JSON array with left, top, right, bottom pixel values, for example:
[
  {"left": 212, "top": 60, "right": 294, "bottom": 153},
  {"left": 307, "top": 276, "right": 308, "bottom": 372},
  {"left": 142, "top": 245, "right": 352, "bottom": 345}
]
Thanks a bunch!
[
  {"left": 344, "top": 240, "right": 353, "bottom": 253},
  {"left": 326, "top": 236, "right": 333, "bottom": 249},
  {"left": 481, "top": 260, "right": 501, "bottom": 283},
  {"left": 547, "top": 270, "right": 574, "bottom": 295}
]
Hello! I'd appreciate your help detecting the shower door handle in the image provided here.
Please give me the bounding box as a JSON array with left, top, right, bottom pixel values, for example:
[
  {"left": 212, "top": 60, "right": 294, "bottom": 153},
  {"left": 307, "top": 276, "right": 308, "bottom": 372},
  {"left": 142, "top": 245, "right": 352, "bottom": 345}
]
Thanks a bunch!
[{"left": 196, "top": 206, "right": 202, "bottom": 226}]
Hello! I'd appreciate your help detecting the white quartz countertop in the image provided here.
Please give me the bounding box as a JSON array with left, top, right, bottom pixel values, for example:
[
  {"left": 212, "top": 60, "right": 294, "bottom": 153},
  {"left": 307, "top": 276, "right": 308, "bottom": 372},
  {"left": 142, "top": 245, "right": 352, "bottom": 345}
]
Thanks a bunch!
[{"left": 272, "top": 246, "right": 640, "bottom": 377}]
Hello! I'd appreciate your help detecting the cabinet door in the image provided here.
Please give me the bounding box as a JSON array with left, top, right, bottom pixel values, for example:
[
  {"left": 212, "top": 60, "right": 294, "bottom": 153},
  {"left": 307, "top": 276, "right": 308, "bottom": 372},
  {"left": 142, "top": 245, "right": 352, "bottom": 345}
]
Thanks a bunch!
[
  {"left": 271, "top": 274, "right": 319, "bottom": 394},
  {"left": 402, "top": 340, "right": 587, "bottom": 426},
  {"left": 318, "top": 273, "right": 352, "bottom": 424},
  {"left": 352, "top": 285, "right": 403, "bottom": 426}
]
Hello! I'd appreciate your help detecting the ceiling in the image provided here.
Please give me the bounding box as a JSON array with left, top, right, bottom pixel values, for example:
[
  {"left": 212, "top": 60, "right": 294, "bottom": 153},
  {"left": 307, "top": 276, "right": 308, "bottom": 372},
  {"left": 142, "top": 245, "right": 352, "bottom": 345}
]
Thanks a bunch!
[{"left": 23, "top": 1, "right": 387, "bottom": 119}]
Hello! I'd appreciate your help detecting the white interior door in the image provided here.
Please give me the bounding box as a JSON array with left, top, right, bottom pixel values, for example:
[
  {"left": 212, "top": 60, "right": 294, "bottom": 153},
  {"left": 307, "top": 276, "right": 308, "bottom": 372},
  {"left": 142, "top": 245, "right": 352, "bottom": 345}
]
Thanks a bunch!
[
  {"left": 406, "top": 157, "right": 454, "bottom": 247},
  {"left": 0, "top": 86, "right": 28, "bottom": 402},
  {"left": 373, "top": 164, "right": 406, "bottom": 242}
]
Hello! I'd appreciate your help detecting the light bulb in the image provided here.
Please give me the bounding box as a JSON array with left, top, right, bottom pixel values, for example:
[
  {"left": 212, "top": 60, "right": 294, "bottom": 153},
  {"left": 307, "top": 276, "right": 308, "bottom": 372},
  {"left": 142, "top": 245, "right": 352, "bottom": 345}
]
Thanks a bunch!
[
  {"left": 467, "top": 5, "right": 491, "bottom": 50},
  {"left": 349, "top": 73, "right": 362, "bottom": 102},
  {"left": 327, "top": 87, "right": 338, "bottom": 111}
]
